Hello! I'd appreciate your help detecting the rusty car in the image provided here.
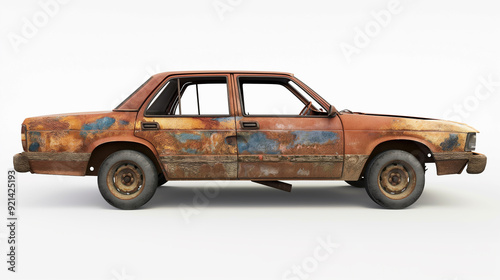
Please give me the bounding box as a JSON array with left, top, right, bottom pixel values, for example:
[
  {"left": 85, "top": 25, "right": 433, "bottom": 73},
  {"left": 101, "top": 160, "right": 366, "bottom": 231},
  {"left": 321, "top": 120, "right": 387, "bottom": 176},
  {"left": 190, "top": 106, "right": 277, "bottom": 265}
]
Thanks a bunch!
[{"left": 13, "top": 71, "right": 487, "bottom": 209}]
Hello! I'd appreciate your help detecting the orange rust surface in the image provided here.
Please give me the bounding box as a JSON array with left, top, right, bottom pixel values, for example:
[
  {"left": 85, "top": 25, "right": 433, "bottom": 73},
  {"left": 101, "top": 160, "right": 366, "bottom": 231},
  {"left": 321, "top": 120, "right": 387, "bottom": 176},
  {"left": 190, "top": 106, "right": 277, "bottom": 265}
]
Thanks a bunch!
[
  {"left": 15, "top": 71, "right": 485, "bottom": 180},
  {"left": 341, "top": 114, "right": 472, "bottom": 155},
  {"left": 235, "top": 116, "right": 344, "bottom": 179}
]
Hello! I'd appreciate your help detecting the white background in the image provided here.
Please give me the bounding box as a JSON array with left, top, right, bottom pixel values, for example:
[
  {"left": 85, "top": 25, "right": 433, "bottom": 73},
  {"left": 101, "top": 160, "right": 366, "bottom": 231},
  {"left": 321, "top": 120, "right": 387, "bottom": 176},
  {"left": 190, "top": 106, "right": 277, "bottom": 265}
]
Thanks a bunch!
[{"left": 1, "top": 0, "right": 499, "bottom": 279}]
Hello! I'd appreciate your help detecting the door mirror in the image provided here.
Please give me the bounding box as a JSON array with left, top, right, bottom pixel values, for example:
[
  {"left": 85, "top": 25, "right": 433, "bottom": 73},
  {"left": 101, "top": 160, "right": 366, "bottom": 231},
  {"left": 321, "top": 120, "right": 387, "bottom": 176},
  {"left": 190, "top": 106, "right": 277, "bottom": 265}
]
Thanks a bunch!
[{"left": 327, "top": 105, "right": 336, "bottom": 118}]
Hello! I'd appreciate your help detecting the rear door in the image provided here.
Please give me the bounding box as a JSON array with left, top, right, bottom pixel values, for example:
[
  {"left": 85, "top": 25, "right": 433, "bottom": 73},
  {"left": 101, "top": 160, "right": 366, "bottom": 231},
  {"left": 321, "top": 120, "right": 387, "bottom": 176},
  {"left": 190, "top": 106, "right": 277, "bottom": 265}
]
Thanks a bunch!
[
  {"left": 135, "top": 74, "right": 238, "bottom": 179},
  {"left": 233, "top": 74, "right": 344, "bottom": 179}
]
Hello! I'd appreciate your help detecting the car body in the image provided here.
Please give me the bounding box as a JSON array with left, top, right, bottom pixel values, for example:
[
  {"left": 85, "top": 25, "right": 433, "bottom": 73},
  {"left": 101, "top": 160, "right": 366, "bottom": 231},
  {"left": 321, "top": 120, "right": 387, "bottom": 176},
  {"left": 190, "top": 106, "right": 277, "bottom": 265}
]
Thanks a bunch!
[{"left": 13, "top": 71, "right": 487, "bottom": 209}]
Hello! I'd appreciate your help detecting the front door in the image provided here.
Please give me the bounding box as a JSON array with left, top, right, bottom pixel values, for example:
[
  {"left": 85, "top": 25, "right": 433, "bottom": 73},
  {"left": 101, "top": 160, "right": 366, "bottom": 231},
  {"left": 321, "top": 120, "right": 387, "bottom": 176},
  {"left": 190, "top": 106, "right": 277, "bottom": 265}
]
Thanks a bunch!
[
  {"left": 234, "top": 75, "right": 344, "bottom": 179},
  {"left": 135, "top": 74, "right": 238, "bottom": 179}
]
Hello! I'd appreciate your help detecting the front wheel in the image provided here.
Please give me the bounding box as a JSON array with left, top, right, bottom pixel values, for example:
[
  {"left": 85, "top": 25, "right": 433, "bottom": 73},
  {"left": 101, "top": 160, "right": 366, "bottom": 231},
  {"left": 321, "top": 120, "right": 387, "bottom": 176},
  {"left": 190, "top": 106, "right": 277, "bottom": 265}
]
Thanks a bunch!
[
  {"left": 365, "top": 150, "right": 425, "bottom": 209},
  {"left": 98, "top": 150, "right": 158, "bottom": 210}
]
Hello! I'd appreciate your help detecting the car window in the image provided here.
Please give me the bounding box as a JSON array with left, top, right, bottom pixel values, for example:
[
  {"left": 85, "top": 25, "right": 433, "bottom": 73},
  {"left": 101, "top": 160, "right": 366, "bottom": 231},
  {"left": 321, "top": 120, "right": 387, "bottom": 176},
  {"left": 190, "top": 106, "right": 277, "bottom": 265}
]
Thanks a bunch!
[
  {"left": 174, "top": 83, "right": 229, "bottom": 115},
  {"left": 146, "top": 77, "right": 229, "bottom": 116},
  {"left": 239, "top": 77, "right": 326, "bottom": 116}
]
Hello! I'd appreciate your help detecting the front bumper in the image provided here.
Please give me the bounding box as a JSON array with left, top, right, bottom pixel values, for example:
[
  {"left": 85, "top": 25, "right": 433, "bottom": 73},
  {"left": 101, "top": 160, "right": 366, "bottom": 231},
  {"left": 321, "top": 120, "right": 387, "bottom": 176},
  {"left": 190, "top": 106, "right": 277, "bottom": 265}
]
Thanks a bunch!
[
  {"left": 466, "top": 152, "right": 487, "bottom": 174},
  {"left": 434, "top": 152, "right": 487, "bottom": 175}
]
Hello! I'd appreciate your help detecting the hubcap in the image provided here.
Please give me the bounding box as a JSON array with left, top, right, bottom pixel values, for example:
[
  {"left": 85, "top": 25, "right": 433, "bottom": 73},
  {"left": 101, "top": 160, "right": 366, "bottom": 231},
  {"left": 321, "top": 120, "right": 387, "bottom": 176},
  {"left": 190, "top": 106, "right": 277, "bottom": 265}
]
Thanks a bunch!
[
  {"left": 378, "top": 161, "right": 416, "bottom": 200},
  {"left": 106, "top": 161, "right": 144, "bottom": 200}
]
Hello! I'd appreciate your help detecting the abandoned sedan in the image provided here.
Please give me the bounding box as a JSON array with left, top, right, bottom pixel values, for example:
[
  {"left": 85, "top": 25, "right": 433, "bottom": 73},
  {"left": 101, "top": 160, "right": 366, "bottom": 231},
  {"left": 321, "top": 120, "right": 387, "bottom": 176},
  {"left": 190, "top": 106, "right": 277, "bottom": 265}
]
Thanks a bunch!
[{"left": 13, "top": 71, "right": 486, "bottom": 209}]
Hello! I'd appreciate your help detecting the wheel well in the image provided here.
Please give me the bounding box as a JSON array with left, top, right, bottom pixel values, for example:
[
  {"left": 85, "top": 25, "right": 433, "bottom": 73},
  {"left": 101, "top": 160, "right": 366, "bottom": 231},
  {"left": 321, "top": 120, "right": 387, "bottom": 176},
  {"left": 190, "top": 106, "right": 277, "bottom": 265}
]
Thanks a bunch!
[
  {"left": 85, "top": 142, "right": 163, "bottom": 176},
  {"left": 360, "top": 140, "right": 433, "bottom": 177}
]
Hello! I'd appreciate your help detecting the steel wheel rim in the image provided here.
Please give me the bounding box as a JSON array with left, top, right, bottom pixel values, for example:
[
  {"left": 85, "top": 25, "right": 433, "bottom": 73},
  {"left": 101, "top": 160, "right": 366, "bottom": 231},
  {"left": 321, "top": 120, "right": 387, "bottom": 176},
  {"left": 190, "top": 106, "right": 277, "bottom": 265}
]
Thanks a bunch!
[
  {"left": 106, "top": 161, "right": 145, "bottom": 200},
  {"left": 377, "top": 160, "right": 416, "bottom": 200}
]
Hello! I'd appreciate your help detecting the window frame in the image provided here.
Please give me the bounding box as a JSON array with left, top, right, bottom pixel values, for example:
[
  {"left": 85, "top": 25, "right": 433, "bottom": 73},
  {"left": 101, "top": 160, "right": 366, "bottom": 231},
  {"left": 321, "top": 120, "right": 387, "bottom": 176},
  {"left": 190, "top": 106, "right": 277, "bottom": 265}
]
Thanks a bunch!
[
  {"left": 236, "top": 75, "right": 330, "bottom": 118},
  {"left": 143, "top": 75, "right": 233, "bottom": 118}
]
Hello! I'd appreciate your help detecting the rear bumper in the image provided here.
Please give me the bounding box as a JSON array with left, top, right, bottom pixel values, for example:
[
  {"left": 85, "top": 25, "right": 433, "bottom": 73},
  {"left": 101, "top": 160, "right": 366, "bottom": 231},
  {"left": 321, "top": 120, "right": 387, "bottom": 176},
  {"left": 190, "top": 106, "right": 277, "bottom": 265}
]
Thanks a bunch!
[
  {"left": 13, "top": 152, "right": 91, "bottom": 175},
  {"left": 13, "top": 153, "right": 30, "bottom": 172},
  {"left": 434, "top": 152, "right": 487, "bottom": 175}
]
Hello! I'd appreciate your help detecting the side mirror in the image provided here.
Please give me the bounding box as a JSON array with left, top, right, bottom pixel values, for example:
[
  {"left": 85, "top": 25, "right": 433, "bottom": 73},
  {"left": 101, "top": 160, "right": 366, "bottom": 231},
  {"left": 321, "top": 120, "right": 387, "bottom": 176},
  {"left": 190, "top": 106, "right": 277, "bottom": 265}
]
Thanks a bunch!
[{"left": 327, "top": 105, "right": 336, "bottom": 118}]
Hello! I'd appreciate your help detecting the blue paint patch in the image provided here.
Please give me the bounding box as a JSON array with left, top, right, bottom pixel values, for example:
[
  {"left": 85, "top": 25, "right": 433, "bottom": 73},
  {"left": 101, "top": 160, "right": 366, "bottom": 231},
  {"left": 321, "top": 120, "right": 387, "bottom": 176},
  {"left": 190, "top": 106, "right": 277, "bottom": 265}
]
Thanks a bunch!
[
  {"left": 212, "top": 117, "right": 234, "bottom": 123},
  {"left": 29, "top": 142, "right": 40, "bottom": 152},
  {"left": 119, "top": 120, "right": 129, "bottom": 125},
  {"left": 238, "top": 132, "right": 280, "bottom": 154},
  {"left": 290, "top": 131, "right": 338, "bottom": 146},
  {"left": 440, "top": 133, "right": 460, "bottom": 151},
  {"left": 28, "top": 131, "right": 42, "bottom": 151},
  {"left": 173, "top": 133, "right": 202, "bottom": 143},
  {"left": 181, "top": 148, "right": 198, "bottom": 154},
  {"left": 80, "top": 117, "right": 115, "bottom": 137}
]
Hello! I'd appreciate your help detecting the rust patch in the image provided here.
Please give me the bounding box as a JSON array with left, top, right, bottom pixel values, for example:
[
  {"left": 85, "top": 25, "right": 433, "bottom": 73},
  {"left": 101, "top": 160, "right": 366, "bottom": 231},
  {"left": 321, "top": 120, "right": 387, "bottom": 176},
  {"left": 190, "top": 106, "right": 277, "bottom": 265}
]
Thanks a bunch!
[
  {"left": 342, "top": 154, "right": 369, "bottom": 180},
  {"left": 13, "top": 153, "right": 30, "bottom": 172},
  {"left": 466, "top": 153, "right": 486, "bottom": 174},
  {"left": 439, "top": 134, "right": 460, "bottom": 151},
  {"left": 238, "top": 161, "right": 342, "bottom": 179},
  {"left": 29, "top": 160, "right": 88, "bottom": 175},
  {"left": 23, "top": 152, "right": 91, "bottom": 161},
  {"left": 435, "top": 160, "right": 467, "bottom": 175}
]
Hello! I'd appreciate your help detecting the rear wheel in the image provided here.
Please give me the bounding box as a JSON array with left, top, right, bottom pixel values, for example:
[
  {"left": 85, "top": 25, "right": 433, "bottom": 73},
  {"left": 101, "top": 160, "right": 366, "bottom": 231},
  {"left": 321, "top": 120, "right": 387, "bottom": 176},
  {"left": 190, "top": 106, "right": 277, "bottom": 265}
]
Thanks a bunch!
[
  {"left": 98, "top": 150, "right": 158, "bottom": 210},
  {"left": 365, "top": 150, "right": 424, "bottom": 209}
]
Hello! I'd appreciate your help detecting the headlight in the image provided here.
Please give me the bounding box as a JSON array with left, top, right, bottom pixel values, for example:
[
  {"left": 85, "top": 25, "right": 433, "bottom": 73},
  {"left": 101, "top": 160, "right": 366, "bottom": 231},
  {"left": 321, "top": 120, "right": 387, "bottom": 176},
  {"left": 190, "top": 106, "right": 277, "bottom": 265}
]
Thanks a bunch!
[{"left": 465, "top": 132, "right": 476, "bottom": 151}]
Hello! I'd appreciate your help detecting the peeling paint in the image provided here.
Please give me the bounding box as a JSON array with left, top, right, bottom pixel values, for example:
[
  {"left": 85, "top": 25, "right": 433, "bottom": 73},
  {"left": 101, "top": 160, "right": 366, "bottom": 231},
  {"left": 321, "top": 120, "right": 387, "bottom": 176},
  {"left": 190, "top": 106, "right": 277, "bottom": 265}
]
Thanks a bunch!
[
  {"left": 297, "top": 168, "right": 310, "bottom": 176},
  {"left": 290, "top": 131, "right": 338, "bottom": 146},
  {"left": 29, "top": 142, "right": 40, "bottom": 152},
  {"left": 80, "top": 117, "right": 116, "bottom": 137},
  {"left": 119, "top": 120, "right": 129, "bottom": 125},
  {"left": 238, "top": 132, "right": 280, "bottom": 154},
  {"left": 260, "top": 166, "right": 279, "bottom": 176},
  {"left": 440, "top": 133, "right": 460, "bottom": 151},
  {"left": 212, "top": 117, "right": 238, "bottom": 123},
  {"left": 181, "top": 148, "right": 198, "bottom": 154},
  {"left": 173, "top": 133, "right": 202, "bottom": 143},
  {"left": 28, "top": 131, "right": 42, "bottom": 152}
]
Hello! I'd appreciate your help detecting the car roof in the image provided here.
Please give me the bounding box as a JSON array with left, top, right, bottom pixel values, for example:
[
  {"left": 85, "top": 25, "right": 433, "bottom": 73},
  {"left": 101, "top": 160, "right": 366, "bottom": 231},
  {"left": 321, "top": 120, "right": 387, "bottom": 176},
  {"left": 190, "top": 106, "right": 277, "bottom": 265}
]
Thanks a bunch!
[
  {"left": 115, "top": 70, "right": 298, "bottom": 111},
  {"left": 152, "top": 70, "right": 294, "bottom": 78}
]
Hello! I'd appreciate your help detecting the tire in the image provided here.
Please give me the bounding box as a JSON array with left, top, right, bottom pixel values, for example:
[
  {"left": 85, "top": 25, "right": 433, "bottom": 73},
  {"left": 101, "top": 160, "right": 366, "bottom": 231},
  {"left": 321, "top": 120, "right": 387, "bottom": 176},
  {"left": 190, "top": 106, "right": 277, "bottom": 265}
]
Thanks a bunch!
[
  {"left": 98, "top": 150, "right": 158, "bottom": 210},
  {"left": 345, "top": 178, "right": 366, "bottom": 188},
  {"left": 365, "top": 150, "right": 425, "bottom": 209}
]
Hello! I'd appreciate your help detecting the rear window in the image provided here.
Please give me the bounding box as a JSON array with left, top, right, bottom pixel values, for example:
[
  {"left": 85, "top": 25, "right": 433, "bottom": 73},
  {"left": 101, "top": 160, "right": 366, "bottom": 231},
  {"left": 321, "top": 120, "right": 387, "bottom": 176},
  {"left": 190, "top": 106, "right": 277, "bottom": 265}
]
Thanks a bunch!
[{"left": 114, "top": 77, "right": 152, "bottom": 110}]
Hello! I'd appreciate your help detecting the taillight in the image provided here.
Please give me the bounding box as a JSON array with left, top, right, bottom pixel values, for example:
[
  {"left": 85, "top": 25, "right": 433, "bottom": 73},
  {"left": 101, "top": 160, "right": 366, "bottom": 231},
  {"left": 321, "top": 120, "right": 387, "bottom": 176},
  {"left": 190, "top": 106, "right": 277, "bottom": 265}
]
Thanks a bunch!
[{"left": 21, "top": 125, "right": 27, "bottom": 151}]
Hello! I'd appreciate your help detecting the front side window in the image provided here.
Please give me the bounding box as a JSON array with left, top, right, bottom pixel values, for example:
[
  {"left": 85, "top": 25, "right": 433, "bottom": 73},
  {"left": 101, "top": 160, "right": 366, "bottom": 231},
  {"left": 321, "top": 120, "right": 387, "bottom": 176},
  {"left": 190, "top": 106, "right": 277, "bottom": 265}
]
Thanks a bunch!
[
  {"left": 146, "top": 76, "right": 229, "bottom": 116},
  {"left": 238, "top": 77, "right": 326, "bottom": 116}
]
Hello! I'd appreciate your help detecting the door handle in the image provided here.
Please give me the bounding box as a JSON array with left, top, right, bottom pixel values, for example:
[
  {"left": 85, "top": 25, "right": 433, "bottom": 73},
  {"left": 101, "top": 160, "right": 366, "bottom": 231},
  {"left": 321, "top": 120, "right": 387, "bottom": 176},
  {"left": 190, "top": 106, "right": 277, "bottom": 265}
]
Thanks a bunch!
[
  {"left": 141, "top": 122, "right": 159, "bottom": 130},
  {"left": 241, "top": 121, "right": 259, "bottom": 129}
]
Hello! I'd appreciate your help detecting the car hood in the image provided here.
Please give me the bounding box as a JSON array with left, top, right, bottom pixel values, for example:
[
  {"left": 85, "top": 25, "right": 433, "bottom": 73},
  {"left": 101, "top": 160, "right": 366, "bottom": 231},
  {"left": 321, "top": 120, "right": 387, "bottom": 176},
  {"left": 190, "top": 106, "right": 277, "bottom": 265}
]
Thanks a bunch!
[{"left": 340, "top": 111, "right": 478, "bottom": 133}]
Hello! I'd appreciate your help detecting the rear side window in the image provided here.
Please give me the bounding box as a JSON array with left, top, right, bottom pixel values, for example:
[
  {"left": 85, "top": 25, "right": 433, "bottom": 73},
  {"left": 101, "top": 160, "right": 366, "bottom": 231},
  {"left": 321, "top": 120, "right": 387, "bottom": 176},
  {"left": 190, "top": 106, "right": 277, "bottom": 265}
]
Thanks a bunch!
[{"left": 146, "top": 76, "right": 230, "bottom": 116}]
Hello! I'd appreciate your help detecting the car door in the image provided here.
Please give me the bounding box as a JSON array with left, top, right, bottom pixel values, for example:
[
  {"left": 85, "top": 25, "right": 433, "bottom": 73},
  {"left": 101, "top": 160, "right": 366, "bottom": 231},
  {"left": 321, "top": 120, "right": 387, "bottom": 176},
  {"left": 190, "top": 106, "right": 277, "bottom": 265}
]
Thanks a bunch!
[
  {"left": 233, "top": 74, "right": 344, "bottom": 179},
  {"left": 135, "top": 74, "right": 238, "bottom": 179}
]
